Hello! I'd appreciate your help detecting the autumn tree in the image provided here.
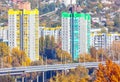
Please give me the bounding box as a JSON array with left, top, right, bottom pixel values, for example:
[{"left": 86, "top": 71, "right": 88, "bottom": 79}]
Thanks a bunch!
[
  {"left": 113, "top": 14, "right": 120, "bottom": 28},
  {"left": 11, "top": 48, "right": 31, "bottom": 67},
  {"left": 31, "top": 59, "right": 43, "bottom": 66},
  {"left": 108, "top": 41, "right": 120, "bottom": 61},
  {"left": 90, "top": 47, "right": 109, "bottom": 62},
  {"left": 44, "top": 35, "right": 51, "bottom": 49},
  {"left": 95, "top": 60, "right": 120, "bottom": 82},
  {"left": 40, "top": 35, "right": 56, "bottom": 50},
  {"left": 97, "top": 2, "right": 103, "bottom": 11},
  {"left": 56, "top": 48, "right": 72, "bottom": 63},
  {"left": 0, "top": 42, "right": 9, "bottom": 68},
  {"left": 39, "top": 36, "right": 44, "bottom": 52},
  {"left": 50, "top": 36, "right": 55, "bottom": 48},
  {"left": 50, "top": 66, "right": 90, "bottom": 82},
  {"left": 79, "top": 54, "right": 95, "bottom": 62},
  {"left": 96, "top": 48, "right": 108, "bottom": 61},
  {"left": 0, "top": 42, "right": 9, "bottom": 57},
  {"left": 28, "top": 57, "right": 43, "bottom": 81},
  {"left": 3, "top": 55, "right": 12, "bottom": 68},
  {"left": 106, "top": 20, "right": 114, "bottom": 28},
  {"left": 90, "top": 47, "right": 97, "bottom": 59},
  {"left": 56, "top": 36, "right": 61, "bottom": 48},
  {"left": 0, "top": 76, "right": 15, "bottom": 82},
  {"left": 101, "top": 27, "right": 108, "bottom": 33}
]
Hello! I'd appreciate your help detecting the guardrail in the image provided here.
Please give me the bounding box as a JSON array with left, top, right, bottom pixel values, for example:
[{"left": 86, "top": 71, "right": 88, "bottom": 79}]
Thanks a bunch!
[{"left": 0, "top": 61, "right": 119, "bottom": 76}]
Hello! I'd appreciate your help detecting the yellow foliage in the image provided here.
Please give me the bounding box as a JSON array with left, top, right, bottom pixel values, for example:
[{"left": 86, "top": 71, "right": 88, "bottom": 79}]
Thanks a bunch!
[
  {"left": 22, "top": 62, "right": 26, "bottom": 66},
  {"left": 8, "top": 56, "right": 12, "bottom": 64},
  {"left": 25, "top": 57, "right": 31, "bottom": 66},
  {"left": 80, "top": 78, "right": 87, "bottom": 82},
  {"left": 11, "top": 48, "right": 31, "bottom": 66},
  {"left": 79, "top": 54, "right": 94, "bottom": 62},
  {"left": 0, "top": 42, "right": 9, "bottom": 57},
  {"left": 50, "top": 66, "right": 89, "bottom": 82},
  {"left": 56, "top": 48, "right": 72, "bottom": 63},
  {"left": 95, "top": 60, "right": 120, "bottom": 82},
  {"left": 4, "top": 55, "right": 12, "bottom": 64}
]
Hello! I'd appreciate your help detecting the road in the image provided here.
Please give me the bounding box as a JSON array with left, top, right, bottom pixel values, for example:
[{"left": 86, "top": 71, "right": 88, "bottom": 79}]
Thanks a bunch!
[{"left": 0, "top": 61, "right": 119, "bottom": 76}]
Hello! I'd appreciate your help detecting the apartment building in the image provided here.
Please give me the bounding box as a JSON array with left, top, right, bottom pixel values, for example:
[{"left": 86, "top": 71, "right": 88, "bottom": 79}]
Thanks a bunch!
[
  {"left": 17, "top": 1, "right": 31, "bottom": 10},
  {"left": 62, "top": 12, "right": 91, "bottom": 60},
  {"left": 8, "top": 9, "right": 39, "bottom": 61},
  {"left": 0, "top": 26, "right": 8, "bottom": 44},
  {"left": 91, "top": 33, "right": 120, "bottom": 50},
  {"left": 39, "top": 26, "right": 61, "bottom": 43},
  {"left": 59, "top": 0, "right": 76, "bottom": 6}
]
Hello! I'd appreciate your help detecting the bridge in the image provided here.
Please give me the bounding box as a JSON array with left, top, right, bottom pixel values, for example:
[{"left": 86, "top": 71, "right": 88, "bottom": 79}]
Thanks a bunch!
[{"left": 0, "top": 61, "right": 119, "bottom": 76}]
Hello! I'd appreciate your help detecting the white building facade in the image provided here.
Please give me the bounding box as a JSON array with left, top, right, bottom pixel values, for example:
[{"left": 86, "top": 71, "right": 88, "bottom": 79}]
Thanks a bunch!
[
  {"left": 91, "top": 33, "right": 120, "bottom": 50},
  {"left": 60, "top": 0, "right": 76, "bottom": 6},
  {"left": 8, "top": 9, "right": 39, "bottom": 61},
  {"left": 0, "top": 26, "right": 8, "bottom": 43},
  {"left": 62, "top": 12, "right": 91, "bottom": 60},
  {"left": 39, "top": 26, "right": 61, "bottom": 43}
]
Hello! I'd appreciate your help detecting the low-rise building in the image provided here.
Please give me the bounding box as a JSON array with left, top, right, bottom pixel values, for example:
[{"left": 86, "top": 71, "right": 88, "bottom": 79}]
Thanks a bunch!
[
  {"left": 91, "top": 33, "right": 120, "bottom": 50},
  {"left": 17, "top": 1, "right": 31, "bottom": 10},
  {"left": 90, "top": 28, "right": 108, "bottom": 33},
  {"left": 92, "top": 17, "right": 100, "bottom": 23},
  {"left": 39, "top": 26, "right": 61, "bottom": 43},
  {"left": 0, "top": 26, "right": 8, "bottom": 44},
  {"left": 59, "top": 0, "right": 76, "bottom": 6},
  {"left": 101, "top": 0, "right": 114, "bottom": 4}
]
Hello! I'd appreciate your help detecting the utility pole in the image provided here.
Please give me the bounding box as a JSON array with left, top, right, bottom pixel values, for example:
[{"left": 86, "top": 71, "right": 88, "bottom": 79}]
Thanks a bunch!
[
  {"left": 37, "top": 75, "right": 39, "bottom": 82},
  {"left": 31, "top": 80, "right": 33, "bottom": 82},
  {"left": 43, "top": 72, "right": 44, "bottom": 82},
  {"left": 22, "top": 77, "right": 24, "bottom": 82},
  {"left": 84, "top": 52, "right": 85, "bottom": 66},
  {"left": 118, "top": 13, "right": 120, "bottom": 63},
  {"left": 15, "top": 77, "right": 17, "bottom": 82},
  {"left": 61, "top": 52, "right": 62, "bottom": 64}
]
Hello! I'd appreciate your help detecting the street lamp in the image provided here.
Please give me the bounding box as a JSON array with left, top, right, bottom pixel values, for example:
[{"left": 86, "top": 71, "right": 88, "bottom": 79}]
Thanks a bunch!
[
  {"left": 65, "top": 53, "right": 66, "bottom": 64},
  {"left": 96, "top": 52, "right": 98, "bottom": 62},
  {"left": 61, "top": 50, "right": 62, "bottom": 64},
  {"left": 102, "top": 49, "right": 103, "bottom": 62},
  {"left": 84, "top": 53, "right": 85, "bottom": 66},
  {"left": 46, "top": 56, "right": 47, "bottom": 65}
]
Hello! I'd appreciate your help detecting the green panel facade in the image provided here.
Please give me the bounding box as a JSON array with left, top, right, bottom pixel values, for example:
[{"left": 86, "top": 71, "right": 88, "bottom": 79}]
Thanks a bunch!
[
  {"left": 62, "top": 12, "right": 91, "bottom": 60},
  {"left": 72, "top": 15, "right": 79, "bottom": 59}
]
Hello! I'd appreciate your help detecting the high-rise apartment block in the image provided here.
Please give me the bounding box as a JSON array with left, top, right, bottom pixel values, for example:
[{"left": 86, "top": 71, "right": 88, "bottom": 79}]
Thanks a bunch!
[
  {"left": 62, "top": 12, "right": 91, "bottom": 60},
  {"left": 8, "top": 9, "right": 39, "bottom": 61}
]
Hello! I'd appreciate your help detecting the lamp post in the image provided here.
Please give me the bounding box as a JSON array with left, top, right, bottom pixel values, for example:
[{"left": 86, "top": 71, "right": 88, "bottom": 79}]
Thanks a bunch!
[
  {"left": 37, "top": 74, "right": 39, "bottom": 82},
  {"left": 84, "top": 53, "right": 85, "bottom": 66},
  {"left": 65, "top": 53, "right": 66, "bottom": 64},
  {"left": 61, "top": 50, "right": 62, "bottom": 64},
  {"left": 43, "top": 72, "right": 44, "bottom": 82},
  {"left": 96, "top": 52, "right": 98, "bottom": 62},
  {"left": 102, "top": 50, "right": 103, "bottom": 62}
]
